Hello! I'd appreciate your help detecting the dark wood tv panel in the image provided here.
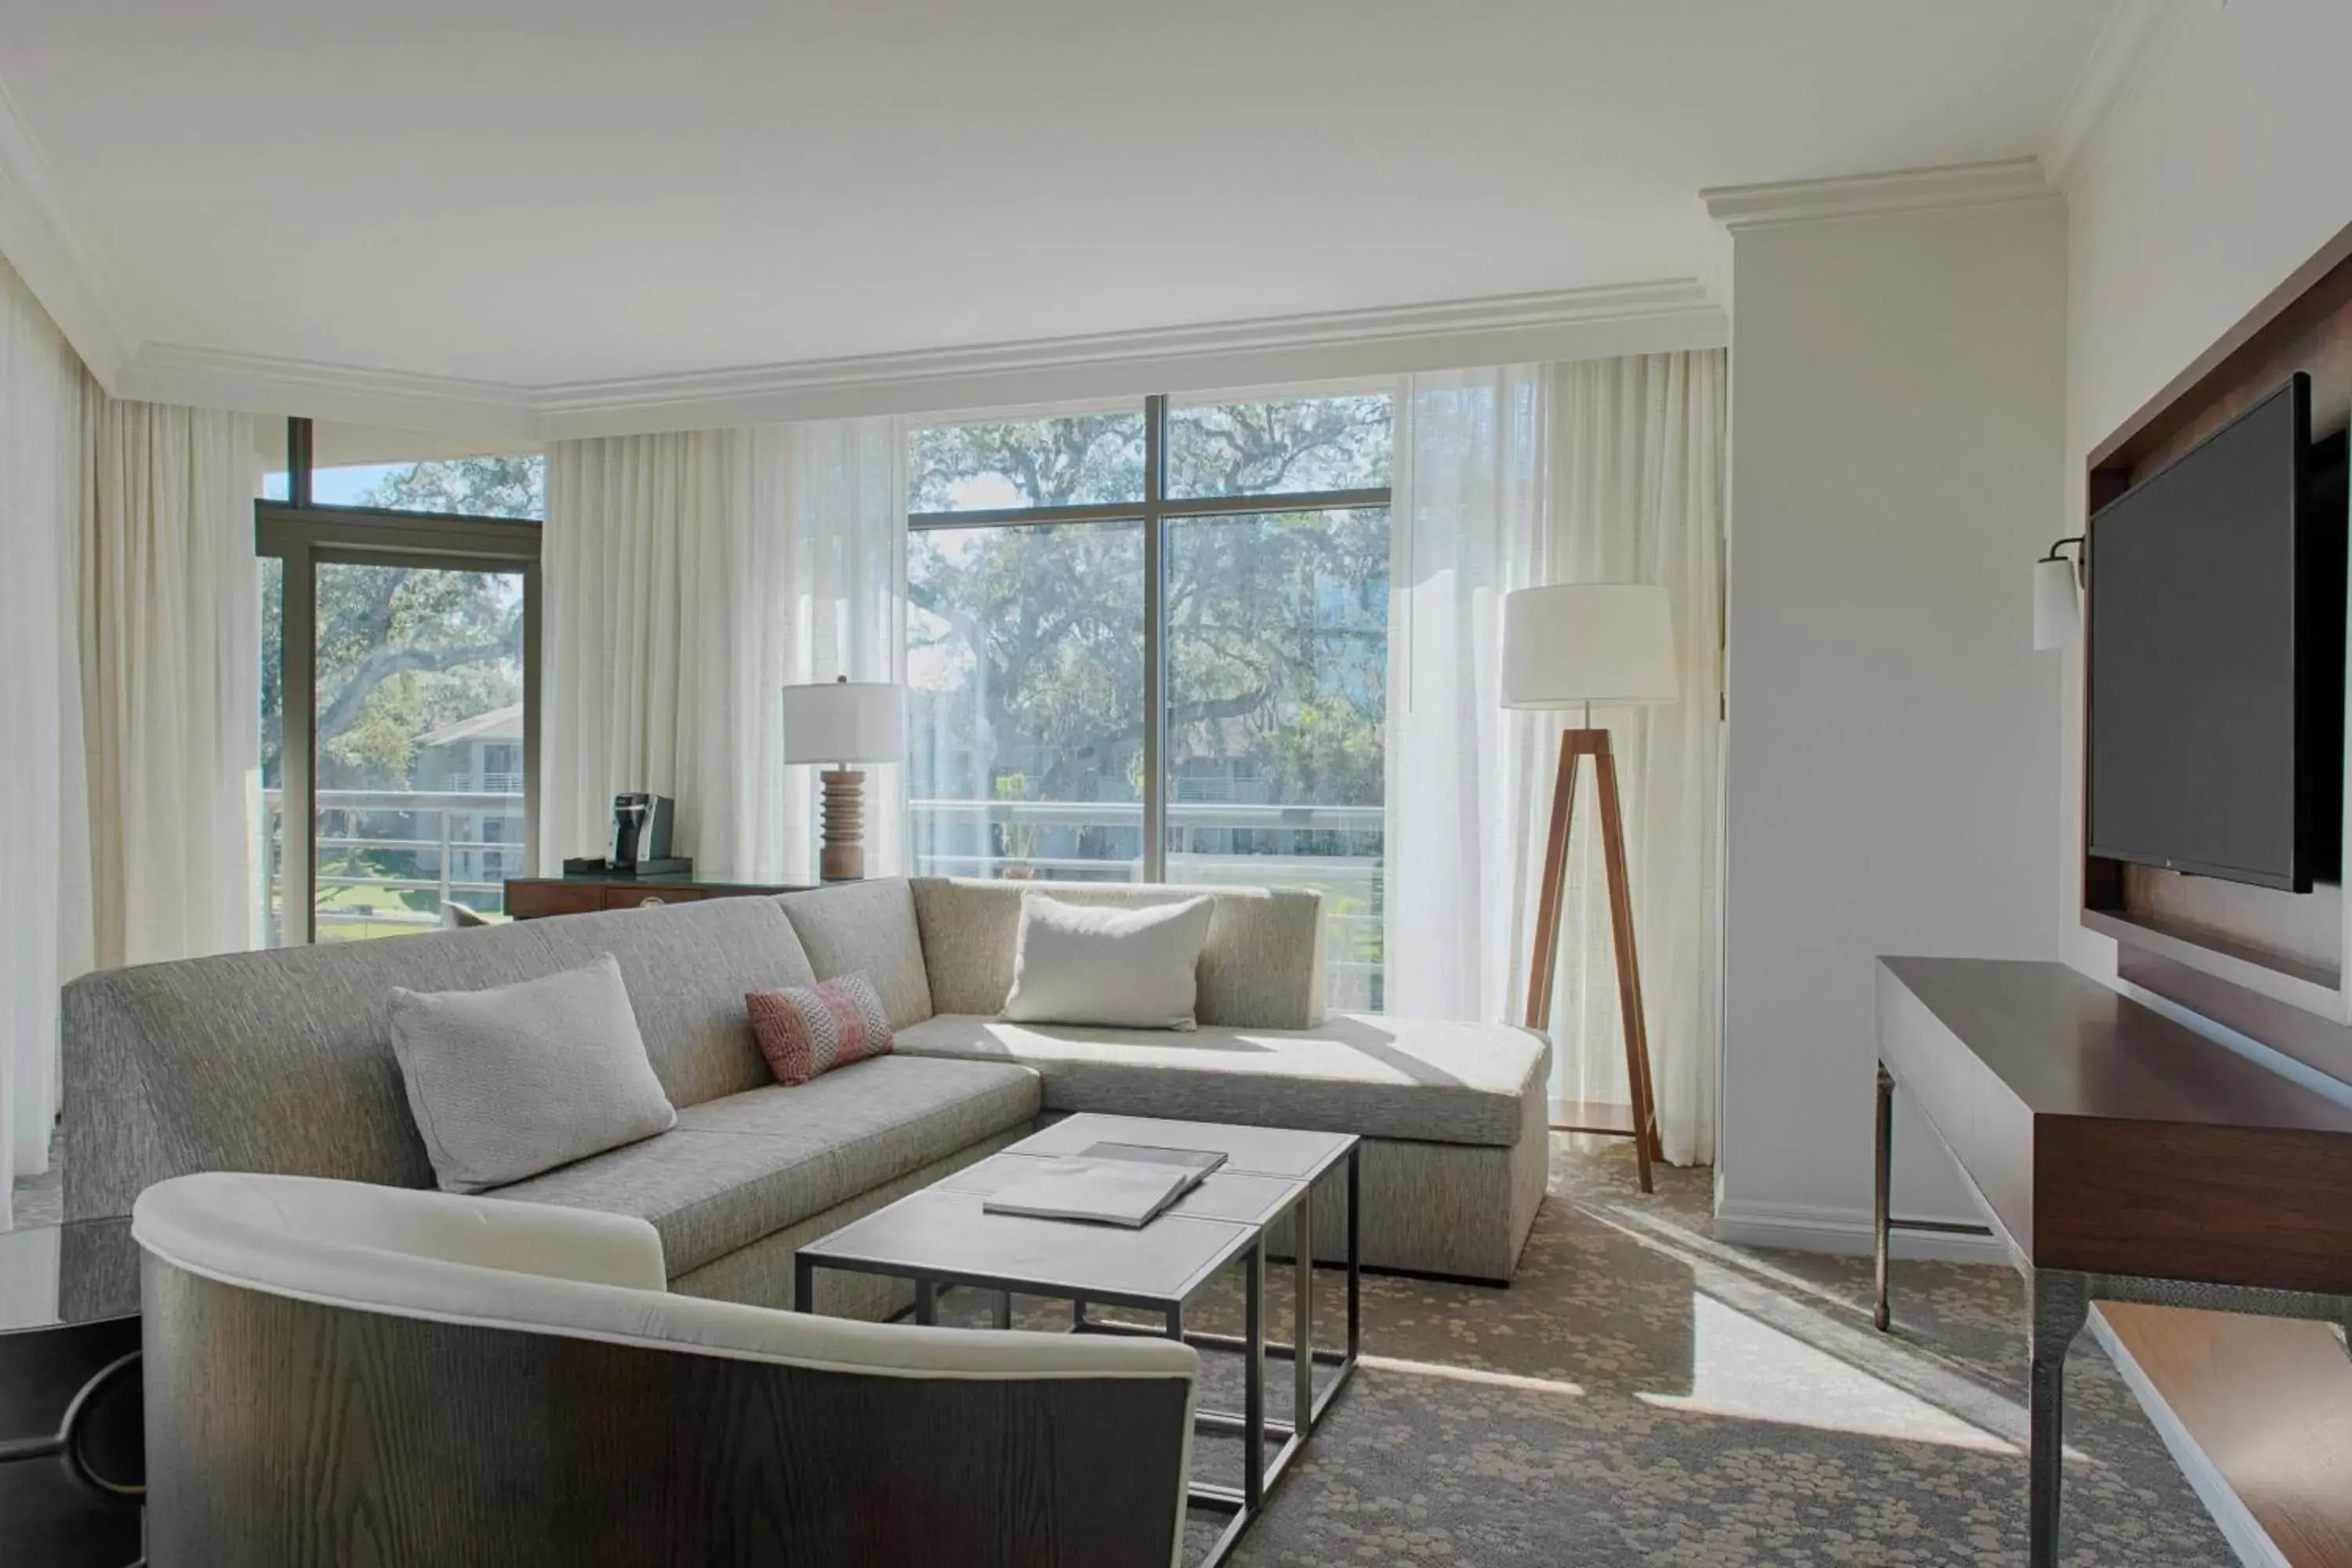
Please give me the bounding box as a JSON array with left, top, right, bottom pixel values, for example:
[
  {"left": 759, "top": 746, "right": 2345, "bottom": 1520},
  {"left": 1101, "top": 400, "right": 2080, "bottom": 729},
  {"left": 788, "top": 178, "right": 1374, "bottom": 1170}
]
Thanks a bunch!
[
  {"left": 1875, "top": 957, "right": 2352, "bottom": 1568},
  {"left": 2082, "top": 212, "right": 2352, "bottom": 1070},
  {"left": 2057, "top": 213, "right": 2352, "bottom": 1567}
]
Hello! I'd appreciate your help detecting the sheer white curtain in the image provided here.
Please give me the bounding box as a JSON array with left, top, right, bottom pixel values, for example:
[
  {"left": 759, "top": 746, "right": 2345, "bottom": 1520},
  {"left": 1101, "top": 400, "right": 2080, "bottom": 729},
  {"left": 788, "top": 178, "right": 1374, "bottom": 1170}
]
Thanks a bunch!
[
  {"left": 79, "top": 395, "right": 259, "bottom": 970},
  {"left": 1385, "top": 365, "right": 1552, "bottom": 1027},
  {"left": 1388, "top": 350, "right": 1726, "bottom": 1166},
  {"left": 0, "top": 261, "right": 88, "bottom": 1229},
  {"left": 542, "top": 418, "right": 904, "bottom": 884}
]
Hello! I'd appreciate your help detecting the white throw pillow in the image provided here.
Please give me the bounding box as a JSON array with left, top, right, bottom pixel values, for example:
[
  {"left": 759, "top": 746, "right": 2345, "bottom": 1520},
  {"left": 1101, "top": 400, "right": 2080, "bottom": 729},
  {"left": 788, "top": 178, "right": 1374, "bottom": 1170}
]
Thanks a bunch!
[
  {"left": 387, "top": 953, "right": 677, "bottom": 1193},
  {"left": 1000, "top": 894, "right": 1214, "bottom": 1031}
]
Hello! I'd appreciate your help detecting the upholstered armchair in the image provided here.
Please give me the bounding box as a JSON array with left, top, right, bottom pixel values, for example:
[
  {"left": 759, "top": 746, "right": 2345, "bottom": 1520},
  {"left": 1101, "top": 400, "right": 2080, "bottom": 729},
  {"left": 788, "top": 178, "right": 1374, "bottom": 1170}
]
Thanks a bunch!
[{"left": 132, "top": 1173, "right": 1198, "bottom": 1567}]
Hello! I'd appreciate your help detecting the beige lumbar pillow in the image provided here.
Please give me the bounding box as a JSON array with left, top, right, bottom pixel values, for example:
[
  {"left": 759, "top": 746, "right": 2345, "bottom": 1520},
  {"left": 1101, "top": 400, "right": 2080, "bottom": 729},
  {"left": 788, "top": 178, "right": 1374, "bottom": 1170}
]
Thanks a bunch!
[
  {"left": 387, "top": 953, "right": 677, "bottom": 1193},
  {"left": 1000, "top": 893, "right": 1214, "bottom": 1031}
]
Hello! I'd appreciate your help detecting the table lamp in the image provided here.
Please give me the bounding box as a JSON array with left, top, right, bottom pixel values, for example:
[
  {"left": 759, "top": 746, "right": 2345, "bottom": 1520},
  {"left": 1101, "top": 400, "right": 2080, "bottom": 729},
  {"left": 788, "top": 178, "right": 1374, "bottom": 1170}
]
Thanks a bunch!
[
  {"left": 781, "top": 677, "right": 906, "bottom": 882},
  {"left": 1501, "top": 582, "right": 1679, "bottom": 1193}
]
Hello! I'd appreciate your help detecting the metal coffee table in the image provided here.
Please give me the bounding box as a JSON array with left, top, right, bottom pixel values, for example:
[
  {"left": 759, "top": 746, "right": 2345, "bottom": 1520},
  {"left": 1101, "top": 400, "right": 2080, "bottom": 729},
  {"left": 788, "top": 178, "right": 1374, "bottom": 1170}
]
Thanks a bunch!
[{"left": 794, "top": 1114, "right": 1361, "bottom": 1568}]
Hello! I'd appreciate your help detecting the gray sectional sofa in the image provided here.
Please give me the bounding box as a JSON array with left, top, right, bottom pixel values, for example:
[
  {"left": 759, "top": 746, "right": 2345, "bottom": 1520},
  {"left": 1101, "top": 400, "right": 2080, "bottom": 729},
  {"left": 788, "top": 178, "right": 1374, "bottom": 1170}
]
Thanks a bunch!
[{"left": 64, "top": 877, "right": 1552, "bottom": 1310}]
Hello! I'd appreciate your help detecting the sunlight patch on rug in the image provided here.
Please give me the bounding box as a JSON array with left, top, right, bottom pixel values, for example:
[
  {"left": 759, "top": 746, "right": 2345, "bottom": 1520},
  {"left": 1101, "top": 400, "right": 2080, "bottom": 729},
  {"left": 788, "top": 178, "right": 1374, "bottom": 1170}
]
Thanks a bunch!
[
  {"left": 1638, "top": 1292, "right": 2016, "bottom": 1454},
  {"left": 1358, "top": 1353, "right": 1588, "bottom": 1399}
]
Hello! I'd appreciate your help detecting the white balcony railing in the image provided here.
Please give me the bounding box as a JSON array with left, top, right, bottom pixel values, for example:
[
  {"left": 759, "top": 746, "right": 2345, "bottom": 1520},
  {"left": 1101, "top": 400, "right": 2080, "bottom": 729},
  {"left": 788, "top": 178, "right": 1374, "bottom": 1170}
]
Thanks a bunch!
[
  {"left": 261, "top": 789, "right": 1386, "bottom": 1007},
  {"left": 445, "top": 771, "right": 524, "bottom": 793},
  {"left": 261, "top": 787, "right": 527, "bottom": 944}
]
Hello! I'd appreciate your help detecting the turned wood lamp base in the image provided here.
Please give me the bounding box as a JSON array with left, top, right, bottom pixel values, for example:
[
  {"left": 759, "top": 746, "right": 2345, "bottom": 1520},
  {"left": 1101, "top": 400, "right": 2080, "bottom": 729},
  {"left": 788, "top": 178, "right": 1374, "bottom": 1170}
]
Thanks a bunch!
[{"left": 818, "top": 768, "right": 866, "bottom": 882}]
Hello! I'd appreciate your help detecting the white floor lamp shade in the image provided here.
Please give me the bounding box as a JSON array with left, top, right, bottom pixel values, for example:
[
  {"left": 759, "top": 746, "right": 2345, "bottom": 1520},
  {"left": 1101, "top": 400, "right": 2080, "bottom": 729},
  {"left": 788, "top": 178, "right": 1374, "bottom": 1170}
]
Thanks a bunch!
[
  {"left": 782, "top": 678, "right": 905, "bottom": 881},
  {"left": 1497, "top": 581, "right": 1679, "bottom": 1193},
  {"left": 1501, "top": 583, "right": 1680, "bottom": 712}
]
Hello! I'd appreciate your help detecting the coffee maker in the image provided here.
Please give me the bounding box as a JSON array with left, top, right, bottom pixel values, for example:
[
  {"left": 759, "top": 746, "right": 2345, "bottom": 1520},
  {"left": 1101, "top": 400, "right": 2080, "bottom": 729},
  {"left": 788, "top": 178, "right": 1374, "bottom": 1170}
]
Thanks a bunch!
[{"left": 607, "top": 793, "right": 674, "bottom": 870}]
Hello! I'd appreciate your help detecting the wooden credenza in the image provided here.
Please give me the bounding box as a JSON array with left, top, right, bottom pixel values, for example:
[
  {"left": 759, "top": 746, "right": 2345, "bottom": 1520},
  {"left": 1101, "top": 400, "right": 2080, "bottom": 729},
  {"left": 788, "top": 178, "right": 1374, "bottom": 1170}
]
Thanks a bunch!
[
  {"left": 1875, "top": 958, "right": 2352, "bottom": 1567},
  {"left": 504, "top": 873, "right": 811, "bottom": 919}
]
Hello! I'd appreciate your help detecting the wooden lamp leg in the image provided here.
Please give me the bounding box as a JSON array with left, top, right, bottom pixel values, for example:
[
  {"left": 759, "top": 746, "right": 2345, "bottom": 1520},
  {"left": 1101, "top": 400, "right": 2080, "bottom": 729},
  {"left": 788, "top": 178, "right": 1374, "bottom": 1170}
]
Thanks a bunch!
[
  {"left": 1523, "top": 732, "right": 1581, "bottom": 1033},
  {"left": 1525, "top": 727, "right": 1662, "bottom": 1195},
  {"left": 1593, "top": 737, "right": 1661, "bottom": 1189}
]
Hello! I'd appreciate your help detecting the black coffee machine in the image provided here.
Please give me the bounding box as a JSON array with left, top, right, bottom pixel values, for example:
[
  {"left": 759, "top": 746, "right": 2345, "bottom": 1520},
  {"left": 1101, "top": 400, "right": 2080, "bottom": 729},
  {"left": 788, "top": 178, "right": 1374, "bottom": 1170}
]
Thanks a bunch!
[{"left": 607, "top": 792, "right": 675, "bottom": 869}]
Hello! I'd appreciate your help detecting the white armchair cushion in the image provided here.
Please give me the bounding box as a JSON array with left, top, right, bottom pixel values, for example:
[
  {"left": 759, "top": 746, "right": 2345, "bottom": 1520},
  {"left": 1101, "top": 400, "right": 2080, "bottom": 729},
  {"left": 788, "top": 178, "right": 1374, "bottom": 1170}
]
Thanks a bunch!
[{"left": 132, "top": 1172, "right": 1200, "bottom": 1385}]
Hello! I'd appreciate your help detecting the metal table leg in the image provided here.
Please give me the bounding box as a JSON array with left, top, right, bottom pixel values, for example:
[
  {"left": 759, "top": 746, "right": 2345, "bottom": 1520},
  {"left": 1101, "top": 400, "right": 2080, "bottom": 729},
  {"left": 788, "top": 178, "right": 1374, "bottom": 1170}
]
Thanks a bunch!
[
  {"left": 1293, "top": 1185, "right": 1314, "bottom": 1439},
  {"left": 1243, "top": 1235, "right": 1265, "bottom": 1513},
  {"left": 1874, "top": 1061, "right": 1991, "bottom": 1337},
  {"left": 1347, "top": 1142, "right": 1361, "bottom": 1366},
  {"left": 1874, "top": 1062, "right": 1894, "bottom": 1331},
  {"left": 793, "top": 1256, "right": 814, "bottom": 1314},
  {"left": 2028, "top": 1269, "right": 2088, "bottom": 1568},
  {"left": 913, "top": 1278, "right": 936, "bottom": 1327}
]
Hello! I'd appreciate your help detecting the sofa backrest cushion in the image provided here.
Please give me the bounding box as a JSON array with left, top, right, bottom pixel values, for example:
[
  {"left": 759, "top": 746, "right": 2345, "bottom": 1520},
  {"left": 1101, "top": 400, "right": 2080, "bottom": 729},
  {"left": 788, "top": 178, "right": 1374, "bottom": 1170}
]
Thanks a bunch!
[
  {"left": 776, "top": 880, "right": 935, "bottom": 1030},
  {"left": 63, "top": 898, "right": 815, "bottom": 1221},
  {"left": 390, "top": 954, "right": 681, "bottom": 1193},
  {"left": 910, "top": 878, "right": 1325, "bottom": 1029}
]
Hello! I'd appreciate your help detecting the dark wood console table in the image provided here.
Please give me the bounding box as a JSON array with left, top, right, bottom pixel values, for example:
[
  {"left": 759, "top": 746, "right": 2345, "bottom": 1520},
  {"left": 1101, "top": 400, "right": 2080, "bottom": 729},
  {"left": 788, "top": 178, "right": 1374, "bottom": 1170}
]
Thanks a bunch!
[
  {"left": 505, "top": 873, "right": 811, "bottom": 920},
  {"left": 1875, "top": 957, "right": 2352, "bottom": 1567}
]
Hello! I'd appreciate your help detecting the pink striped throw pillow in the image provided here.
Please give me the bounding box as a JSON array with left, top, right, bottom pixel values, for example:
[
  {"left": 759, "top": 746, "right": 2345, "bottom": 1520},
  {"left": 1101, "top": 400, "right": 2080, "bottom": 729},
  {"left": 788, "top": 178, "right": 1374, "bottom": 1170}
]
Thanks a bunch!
[{"left": 746, "top": 973, "right": 894, "bottom": 1086}]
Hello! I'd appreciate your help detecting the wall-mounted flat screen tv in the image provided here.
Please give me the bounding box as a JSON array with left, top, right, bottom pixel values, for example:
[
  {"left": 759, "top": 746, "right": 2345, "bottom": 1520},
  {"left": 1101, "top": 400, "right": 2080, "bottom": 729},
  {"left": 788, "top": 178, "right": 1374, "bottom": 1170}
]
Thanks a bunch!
[{"left": 2087, "top": 372, "right": 2344, "bottom": 893}]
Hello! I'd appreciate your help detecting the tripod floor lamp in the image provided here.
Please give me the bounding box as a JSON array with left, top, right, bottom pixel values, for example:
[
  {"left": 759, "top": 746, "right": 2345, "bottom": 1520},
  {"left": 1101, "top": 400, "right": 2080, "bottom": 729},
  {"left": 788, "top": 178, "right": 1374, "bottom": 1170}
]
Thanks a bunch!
[{"left": 1502, "top": 583, "right": 1679, "bottom": 1194}]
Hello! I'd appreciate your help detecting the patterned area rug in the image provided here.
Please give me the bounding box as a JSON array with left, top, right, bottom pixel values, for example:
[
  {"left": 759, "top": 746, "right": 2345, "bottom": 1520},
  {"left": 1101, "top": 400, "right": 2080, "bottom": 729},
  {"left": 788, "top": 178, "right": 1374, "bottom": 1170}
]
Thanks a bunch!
[
  {"left": 13, "top": 1138, "right": 2230, "bottom": 1564},
  {"left": 942, "top": 1140, "right": 2228, "bottom": 1566}
]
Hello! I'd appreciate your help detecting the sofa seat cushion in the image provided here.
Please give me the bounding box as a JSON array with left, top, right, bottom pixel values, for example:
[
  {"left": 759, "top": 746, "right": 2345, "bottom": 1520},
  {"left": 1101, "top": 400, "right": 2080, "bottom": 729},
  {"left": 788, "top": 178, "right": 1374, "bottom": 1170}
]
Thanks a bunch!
[
  {"left": 891, "top": 1012, "right": 1545, "bottom": 1149},
  {"left": 491, "top": 1055, "right": 1040, "bottom": 1276}
]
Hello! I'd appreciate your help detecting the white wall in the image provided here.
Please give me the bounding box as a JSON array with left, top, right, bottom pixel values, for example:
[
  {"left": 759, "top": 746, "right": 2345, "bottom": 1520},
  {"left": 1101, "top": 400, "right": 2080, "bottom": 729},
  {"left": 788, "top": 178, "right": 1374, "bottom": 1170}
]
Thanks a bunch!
[
  {"left": 2061, "top": 0, "right": 2352, "bottom": 982},
  {"left": 1718, "top": 198, "right": 2069, "bottom": 1247}
]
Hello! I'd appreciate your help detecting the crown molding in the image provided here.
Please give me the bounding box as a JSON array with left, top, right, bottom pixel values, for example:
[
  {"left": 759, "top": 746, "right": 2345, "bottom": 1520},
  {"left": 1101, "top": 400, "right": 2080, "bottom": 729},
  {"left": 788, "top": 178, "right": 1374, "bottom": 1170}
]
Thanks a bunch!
[
  {"left": 0, "top": 75, "right": 132, "bottom": 387},
  {"left": 1700, "top": 158, "right": 2054, "bottom": 234},
  {"left": 116, "top": 278, "right": 1727, "bottom": 441},
  {"left": 539, "top": 278, "right": 1725, "bottom": 437},
  {"left": 118, "top": 343, "right": 540, "bottom": 442},
  {"left": 2041, "top": 0, "right": 2190, "bottom": 190}
]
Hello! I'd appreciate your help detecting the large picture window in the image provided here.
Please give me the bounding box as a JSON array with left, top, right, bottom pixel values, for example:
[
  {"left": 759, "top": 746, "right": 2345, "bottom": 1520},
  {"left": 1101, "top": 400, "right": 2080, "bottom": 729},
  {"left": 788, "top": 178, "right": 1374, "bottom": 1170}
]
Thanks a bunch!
[
  {"left": 907, "top": 390, "right": 1392, "bottom": 1008},
  {"left": 257, "top": 418, "right": 542, "bottom": 946}
]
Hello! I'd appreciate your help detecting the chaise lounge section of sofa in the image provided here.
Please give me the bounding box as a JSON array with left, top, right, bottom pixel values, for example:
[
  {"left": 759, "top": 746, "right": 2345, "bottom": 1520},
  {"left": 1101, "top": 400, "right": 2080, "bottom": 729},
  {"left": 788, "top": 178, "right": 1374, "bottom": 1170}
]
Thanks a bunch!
[{"left": 884, "top": 877, "right": 1551, "bottom": 1283}]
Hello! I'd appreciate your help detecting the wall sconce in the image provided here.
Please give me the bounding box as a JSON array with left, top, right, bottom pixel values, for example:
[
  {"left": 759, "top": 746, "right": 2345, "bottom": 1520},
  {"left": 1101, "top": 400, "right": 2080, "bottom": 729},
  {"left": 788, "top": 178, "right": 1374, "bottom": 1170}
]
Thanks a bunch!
[{"left": 2033, "top": 536, "right": 2087, "bottom": 652}]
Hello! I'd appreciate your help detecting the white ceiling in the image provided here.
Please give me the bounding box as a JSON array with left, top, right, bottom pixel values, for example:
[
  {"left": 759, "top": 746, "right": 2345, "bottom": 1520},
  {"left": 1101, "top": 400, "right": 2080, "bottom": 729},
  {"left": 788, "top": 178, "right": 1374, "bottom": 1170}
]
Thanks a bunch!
[{"left": 0, "top": 0, "right": 2118, "bottom": 411}]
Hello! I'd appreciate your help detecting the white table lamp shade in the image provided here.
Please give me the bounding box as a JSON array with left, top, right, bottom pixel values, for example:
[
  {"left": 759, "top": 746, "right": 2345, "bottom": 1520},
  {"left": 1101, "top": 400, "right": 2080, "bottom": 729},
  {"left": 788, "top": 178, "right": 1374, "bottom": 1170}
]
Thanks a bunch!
[
  {"left": 1501, "top": 583, "right": 1679, "bottom": 710},
  {"left": 781, "top": 680, "right": 905, "bottom": 764}
]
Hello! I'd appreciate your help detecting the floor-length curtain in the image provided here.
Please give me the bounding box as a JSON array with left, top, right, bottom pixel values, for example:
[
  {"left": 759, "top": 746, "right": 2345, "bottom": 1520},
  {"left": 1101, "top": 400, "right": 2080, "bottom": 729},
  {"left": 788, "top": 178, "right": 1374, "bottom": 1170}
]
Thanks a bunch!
[
  {"left": 1388, "top": 350, "right": 1726, "bottom": 1167},
  {"left": 542, "top": 418, "right": 904, "bottom": 884},
  {"left": 542, "top": 431, "right": 773, "bottom": 875},
  {"left": 1541, "top": 352, "right": 1726, "bottom": 1167},
  {"left": 0, "top": 260, "right": 88, "bottom": 1230},
  {"left": 80, "top": 394, "right": 257, "bottom": 972},
  {"left": 1384, "top": 366, "right": 1552, "bottom": 1029}
]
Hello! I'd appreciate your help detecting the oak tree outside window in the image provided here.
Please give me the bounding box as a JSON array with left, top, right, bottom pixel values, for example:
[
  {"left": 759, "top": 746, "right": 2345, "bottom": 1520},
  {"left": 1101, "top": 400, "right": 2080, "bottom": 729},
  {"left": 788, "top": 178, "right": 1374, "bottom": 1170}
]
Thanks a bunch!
[{"left": 906, "top": 390, "right": 1392, "bottom": 1008}]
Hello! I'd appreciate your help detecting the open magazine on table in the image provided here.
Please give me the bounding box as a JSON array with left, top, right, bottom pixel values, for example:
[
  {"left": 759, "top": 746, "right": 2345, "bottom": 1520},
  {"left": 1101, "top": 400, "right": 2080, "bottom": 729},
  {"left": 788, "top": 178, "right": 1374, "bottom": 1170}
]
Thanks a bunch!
[{"left": 982, "top": 1143, "right": 1229, "bottom": 1228}]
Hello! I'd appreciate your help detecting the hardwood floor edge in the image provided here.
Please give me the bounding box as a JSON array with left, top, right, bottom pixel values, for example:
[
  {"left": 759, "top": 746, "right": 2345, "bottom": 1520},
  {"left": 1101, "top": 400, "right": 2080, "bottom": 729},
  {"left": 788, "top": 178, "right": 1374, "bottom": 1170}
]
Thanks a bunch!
[{"left": 2089, "top": 1305, "right": 2289, "bottom": 1568}]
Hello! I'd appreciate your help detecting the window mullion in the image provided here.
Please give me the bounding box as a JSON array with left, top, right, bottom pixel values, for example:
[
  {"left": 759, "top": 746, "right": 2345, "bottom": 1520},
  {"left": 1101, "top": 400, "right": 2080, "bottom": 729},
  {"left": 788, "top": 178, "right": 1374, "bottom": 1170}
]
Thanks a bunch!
[{"left": 1142, "top": 394, "right": 1168, "bottom": 884}]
